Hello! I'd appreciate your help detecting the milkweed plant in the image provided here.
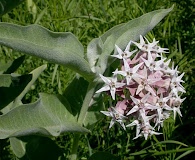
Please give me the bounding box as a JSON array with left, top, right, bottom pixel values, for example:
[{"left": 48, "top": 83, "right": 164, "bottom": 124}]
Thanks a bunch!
[{"left": 0, "top": 5, "right": 187, "bottom": 160}]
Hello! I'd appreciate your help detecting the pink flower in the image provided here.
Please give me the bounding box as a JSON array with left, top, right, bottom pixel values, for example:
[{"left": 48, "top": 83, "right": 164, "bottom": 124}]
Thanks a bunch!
[
  {"left": 96, "top": 35, "right": 186, "bottom": 140},
  {"left": 135, "top": 67, "right": 157, "bottom": 96},
  {"left": 115, "top": 100, "right": 128, "bottom": 115}
]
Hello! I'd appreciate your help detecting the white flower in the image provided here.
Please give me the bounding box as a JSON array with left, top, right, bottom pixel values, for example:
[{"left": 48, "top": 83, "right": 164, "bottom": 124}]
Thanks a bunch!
[
  {"left": 127, "top": 93, "right": 155, "bottom": 116},
  {"left": 126, "top": 120, "right": 141, "bottom": 137},
  {"left": 113, "top": 59, "right": 143, "bottom": 85},
  {"left": 154, "top": 110, "right": 171, "bottom": 131},
  {"left": 132, "top": 35, "right": 153, "bottom": 53},
  {"left": 156, "top": 94, "right": 172, "bottom": 110},
  {"left": 171, "top": 96, "right": 186, "bottom": 120},
  {"left": 101, "top": 107, "right": 127, "bottom": 130},
  {"left": 140, "top": 125, "right": 162, "bottom": 140},
  {"left": 141, "top": 51, "right": 166, "bottom": 72},
  {"left": 127, "top": 117, "right": 161, "bottom": 140},
  {"left": 134, "top": 67, "right": 157, "bottom": 96},
  {"left": 160, "top": 59, "right": 173, "bottom": 74},
  {"left": 150, "top": 38, "right": 169, "bottom": 53},
  {"left": 170, "top": 72, "right": 186, "bottom": 97},
  {"left": 132, "top": 35, "right": 167, "bottom": 55},
  {"left": 96, "top": 74, "right": 126, "bottom": 100},
  {"left": 112, "top": 42, "right": 137, "bottom": 60}
]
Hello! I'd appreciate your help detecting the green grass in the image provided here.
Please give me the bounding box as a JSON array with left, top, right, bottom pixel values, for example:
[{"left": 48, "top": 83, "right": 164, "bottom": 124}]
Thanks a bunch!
[{"left": 0, "top": 0, "right": 195, "bottom": 159}]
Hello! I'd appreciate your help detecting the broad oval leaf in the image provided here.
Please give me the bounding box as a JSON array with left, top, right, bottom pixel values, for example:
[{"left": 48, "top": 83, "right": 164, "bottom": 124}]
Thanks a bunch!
[
  {"left": 0, "top": 93, "right": 89, "bottom": 139},
  {"left": 88, "top": 6, "right": 173, "bottom": 74},
  {"left": 0, "top": 23, "right": 95, "bottom": 80}
]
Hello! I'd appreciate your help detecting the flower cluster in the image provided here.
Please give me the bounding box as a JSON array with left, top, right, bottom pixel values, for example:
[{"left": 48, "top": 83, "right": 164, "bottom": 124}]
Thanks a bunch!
[{"left": 96, "top": 35, "right": 186, "bottom": 140}]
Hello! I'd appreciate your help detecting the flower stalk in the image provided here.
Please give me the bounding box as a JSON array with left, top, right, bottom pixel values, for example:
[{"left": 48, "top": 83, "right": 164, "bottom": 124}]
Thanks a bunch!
[{"left": 70, "top": 81, "right": 97, "bottom": 160}]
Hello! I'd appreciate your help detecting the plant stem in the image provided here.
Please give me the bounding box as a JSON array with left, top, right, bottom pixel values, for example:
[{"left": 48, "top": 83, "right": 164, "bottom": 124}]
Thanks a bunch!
[
  {"left": 78, "top": 81, "right": 96, "bottom": 124},
  {"left": 69, "top": 81, "right": 96, "bottom": 160},
  {"left": 69, "top": 133, "right": 80, "bottom": 160}
]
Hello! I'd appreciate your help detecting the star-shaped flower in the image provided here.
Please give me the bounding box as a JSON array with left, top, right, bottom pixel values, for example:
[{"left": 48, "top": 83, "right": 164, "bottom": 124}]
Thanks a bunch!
[
  {"left": 140, "top": 51, "right": 166, "bottom": 72},
  {"left": 154, "top": 110, "right": 171, "bottom": 131},
  {"left": 113, "top": 59, "right": 144, "bottom": 85},
  {"left": 171, "top": 96, "right": 186, "bottom": 120},
  {"left": 126, "top": 120, "right": 141, "bottom": 137},
  {"left": 132, "top": 35, "right": 151, "bottom": 53},
  {"left": 167, "top": 62, "right": 180, "bottom": 76},
  {"left": 153, "top": 94, "right": 172, "bottom": 130},
  {"left": 112, "top": 42, "right": 137, "bottom": 60},
  {"left": 96, "top": 74, "right": 126, "bottom": 100},
  {"left": 156, "top": 94, "right": 172, "bottom": 110},
  {"left": 101, "top": 107, "right": 127, "bottom": 130},
  {"left": 138, "top": 124, "right": 162, "bottom": 140},
  {"left": 128, "top": 117, "right": 161, "bottom": 140},
  {"left": 149, "top": 38, "right": 169, "bottom": 54},
  {"left": 134, "top": 67, "right": 157, "bottom": 96},
  {"left": 170, "top": 72, "right": 186, "bottom": 97},
  {"left": 127, "top": 93, "right": 156, "bottom": 116}
]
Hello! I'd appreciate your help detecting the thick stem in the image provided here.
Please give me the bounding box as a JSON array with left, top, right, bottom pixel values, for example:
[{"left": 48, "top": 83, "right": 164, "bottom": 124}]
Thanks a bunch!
[
  {"left": 69, "top": 81, "right": 96, "bottom": 160},
  {"left": 69, "top": 133, "right": 80, "bottom": 160},
  {"left": 78, "top": 81, "right": 96, "bottom": 124}
]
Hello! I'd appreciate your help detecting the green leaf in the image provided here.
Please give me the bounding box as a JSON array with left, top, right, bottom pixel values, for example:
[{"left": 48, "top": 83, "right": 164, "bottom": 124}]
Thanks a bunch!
[
  {"left": 12, "top": 65, "right": 47, "bottom": 107},
  {"left": 0, "top": 74, "right": 32, "bottom": 110},
  {"left": 0, "top": 74, "right": 12, "bottom": 87},
  {"left": 88, "top": 6, "right": 173, "bottom": 73},
  {"left": 88, "top": 151, "right": 120, "bottom": 160},
  {"left": 10, "top": 137, "right": 26, "bottom": 158},
  {"left": 0, "top": 93, "right": 89, "bottom": 139},
  {"left": 129, "top": 140, "right": 189, "bottom": 156},
  {"left": 63, "top": 76, "right": 89, "bottom": 116},
  {"left": 0, "top": 56, "right": 25, "bottom": 74},
  {"left": 175, "top": 150, "right": 195, "bottom": 160},
  {"left": 87, "top": 38, "right": 103, "bottom": 73},
  {"left": 10, "top": 136, "right": 65, "bottom": 160},
  {"left": 0, "top": 65, "right": 46, "bottom": 112},
  {"left": 3, "top": 55, "right": 25, "bottom": 74},
  {"left": 0, "top": 0, "right": 25, "bottom": 17},
  {"left": 83, "top": 93, "right": 104, "bottom": 128},
  {"left": 0, "top": 23, "right": 95, "bottom": 80},
  {"left": 63, "top": 76, "right": 103, "bottom": 127}
]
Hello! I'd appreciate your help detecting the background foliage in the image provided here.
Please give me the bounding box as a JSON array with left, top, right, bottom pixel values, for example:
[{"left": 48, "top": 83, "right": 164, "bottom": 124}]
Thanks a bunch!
[{"left": 0, "top": 0, "right": 194, "bottom": 159}]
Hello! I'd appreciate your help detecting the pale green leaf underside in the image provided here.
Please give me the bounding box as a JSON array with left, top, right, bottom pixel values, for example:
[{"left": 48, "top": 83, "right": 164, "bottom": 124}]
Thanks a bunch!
[
  {"left": 0, "top": 93, "right": 89, "bottom": 139},
  {"left": 0, "top": 23, "right": 94, "bottom": 80},
  {"left": 0, "top": 74, "right": 12, "bottom": 87},
  {"left": 10, "top": 137, "right": 26, "bottom": 158}
]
